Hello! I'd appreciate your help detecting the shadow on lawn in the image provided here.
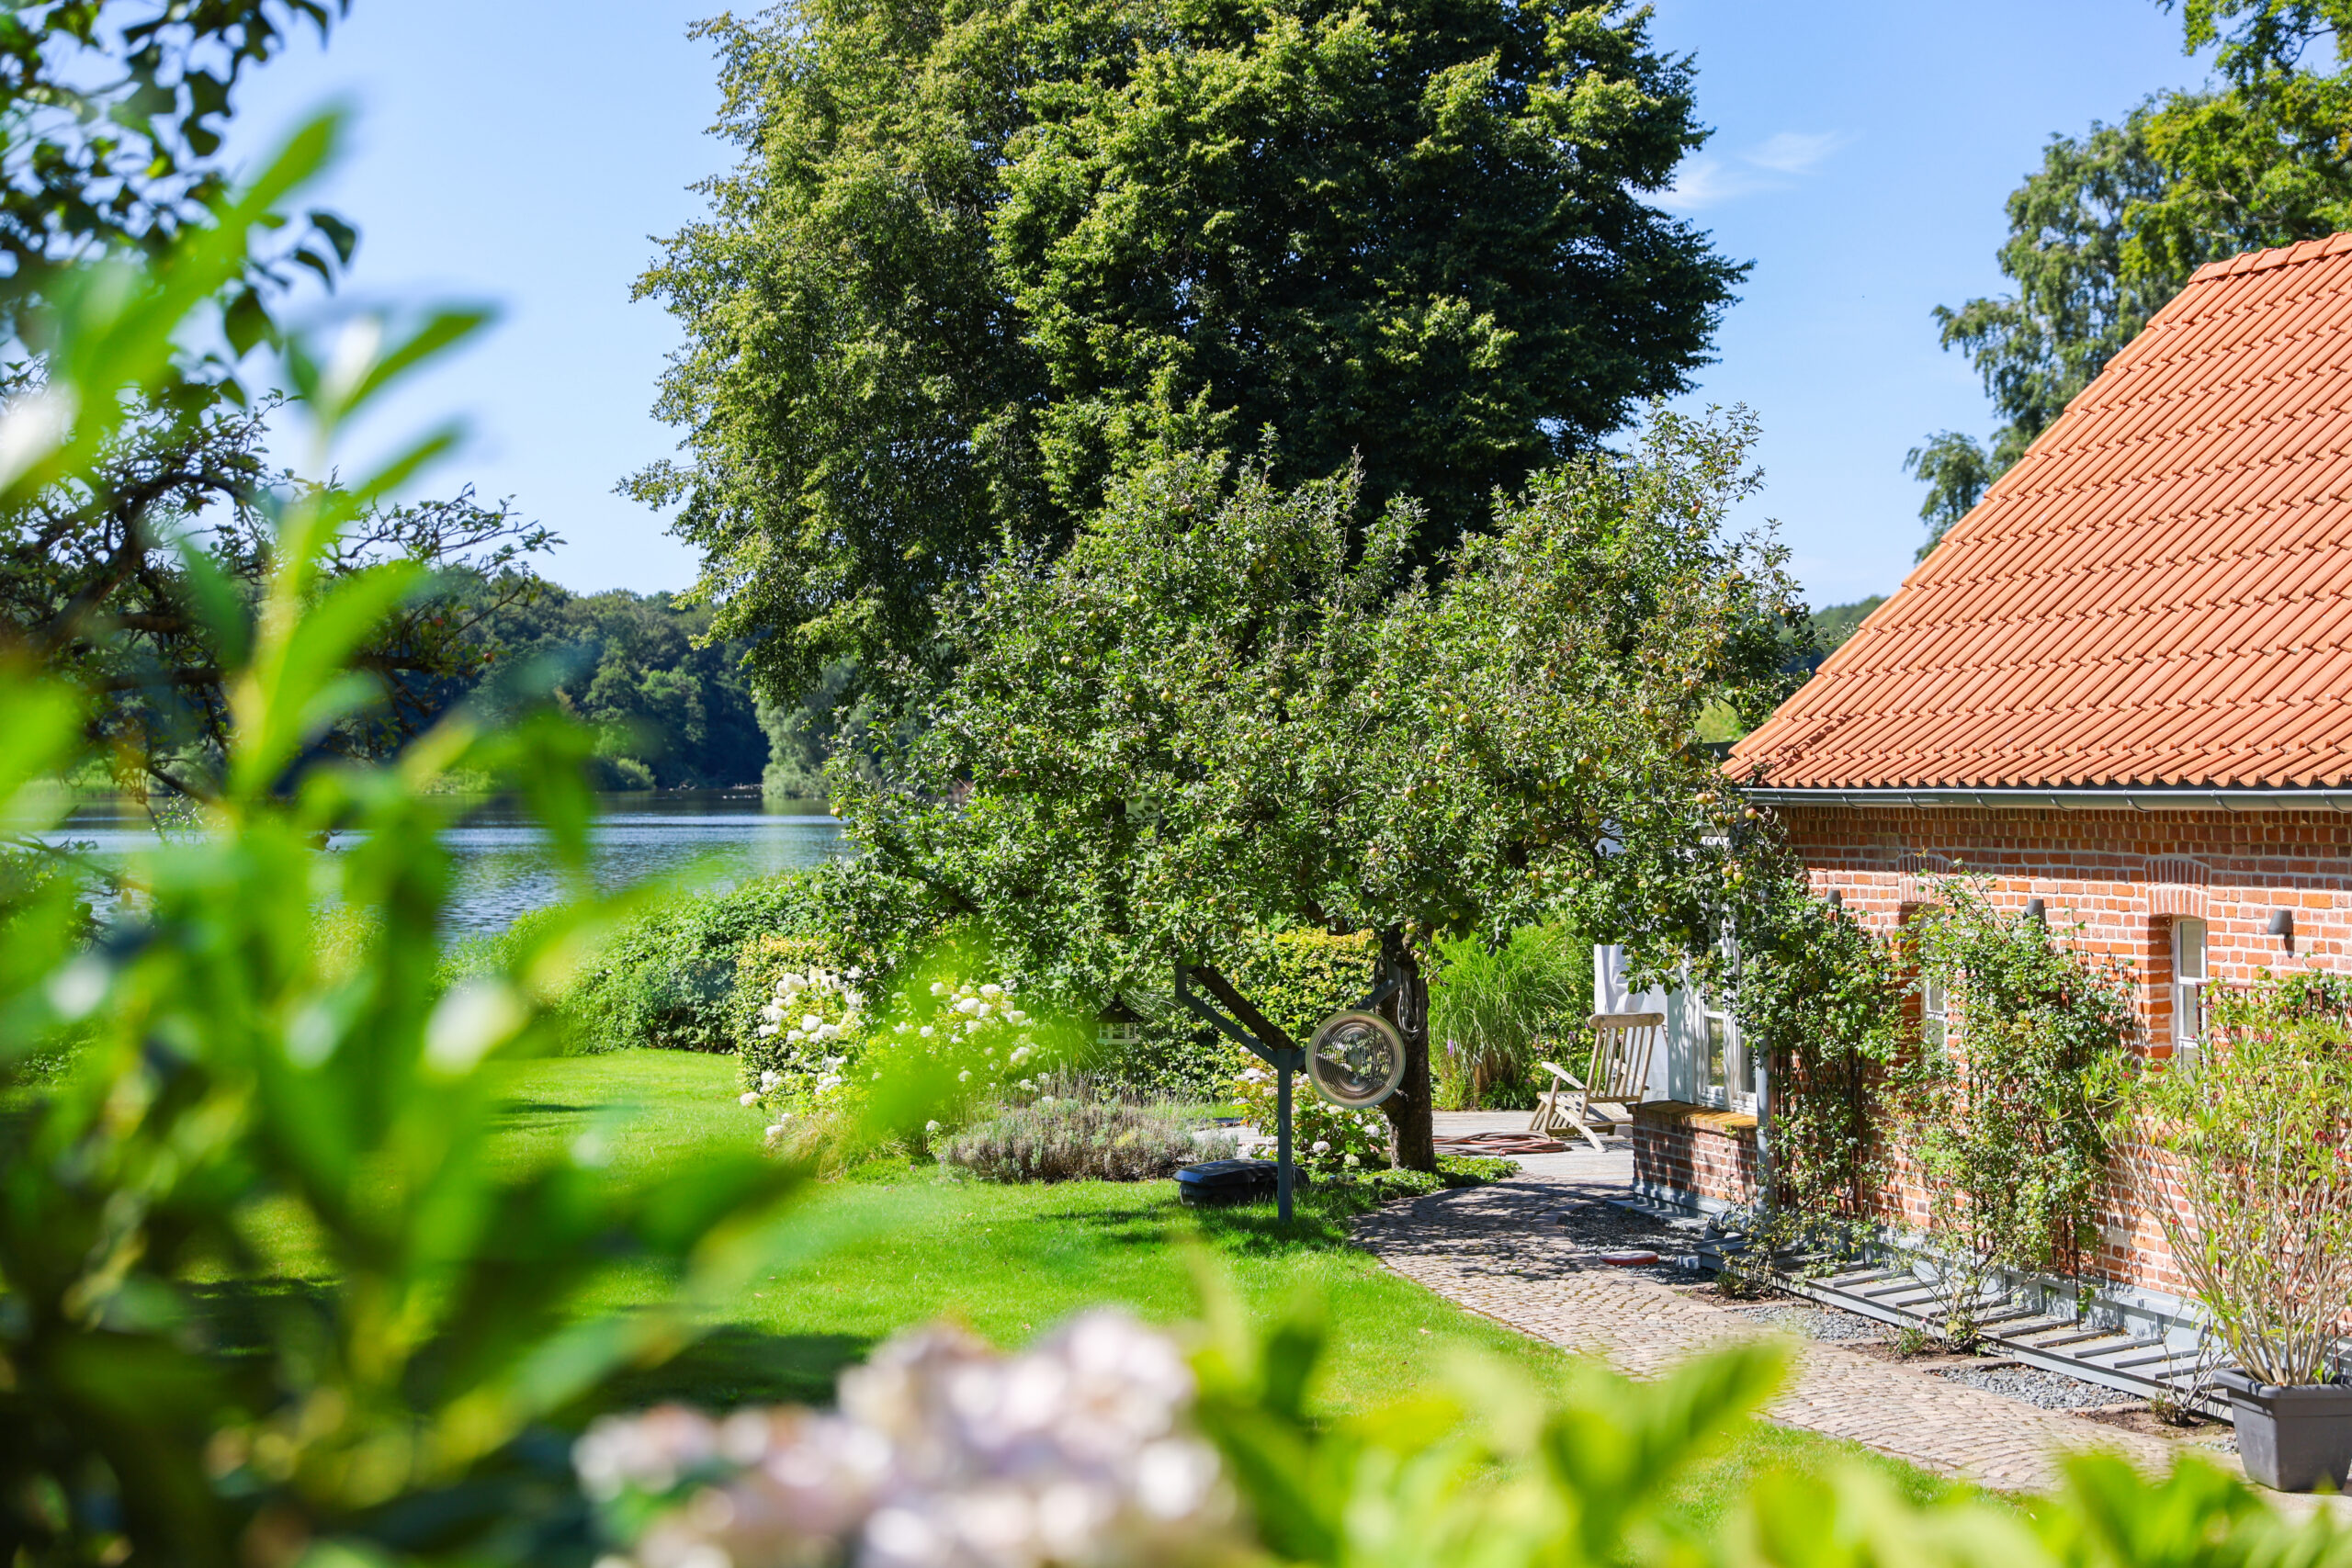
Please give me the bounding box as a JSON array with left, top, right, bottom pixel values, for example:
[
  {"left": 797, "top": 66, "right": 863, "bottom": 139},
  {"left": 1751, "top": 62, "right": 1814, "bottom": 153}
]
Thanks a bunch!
[
  {"left": 496, "top": 1100, "right": 595, "bottom": 1118},
  {"left": 587, "top": 1325, "right": 878, "bottom": 1413},
  {"left": 1033, "top": 1189, "right": 1371, "bottom": 1256},
  {"left": 191, "top": 1276, "right": 879, "bottom": 1416}
]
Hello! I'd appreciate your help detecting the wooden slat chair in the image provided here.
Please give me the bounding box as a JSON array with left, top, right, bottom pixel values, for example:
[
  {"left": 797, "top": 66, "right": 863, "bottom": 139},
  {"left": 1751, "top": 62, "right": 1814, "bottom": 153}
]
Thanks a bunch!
[{"left": 1530, "top": 1011, "right": 1664, "bottom": 1154}]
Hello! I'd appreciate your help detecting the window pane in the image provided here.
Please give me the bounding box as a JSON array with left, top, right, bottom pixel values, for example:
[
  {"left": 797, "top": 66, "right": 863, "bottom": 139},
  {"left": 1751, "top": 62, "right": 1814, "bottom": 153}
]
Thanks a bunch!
[
  {"left": 2176, "top": 918, "right": 2207, "bottom": 983},
  {"left": 1705, "top": 1013, "right": 1728, "bottom": 1097}
]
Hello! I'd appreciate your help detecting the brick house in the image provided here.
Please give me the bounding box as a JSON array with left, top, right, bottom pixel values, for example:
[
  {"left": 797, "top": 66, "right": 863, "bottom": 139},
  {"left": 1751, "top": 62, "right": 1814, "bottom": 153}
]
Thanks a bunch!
[{"left": 1626, "top": 234, "right": 2352, "bottom": 1299}]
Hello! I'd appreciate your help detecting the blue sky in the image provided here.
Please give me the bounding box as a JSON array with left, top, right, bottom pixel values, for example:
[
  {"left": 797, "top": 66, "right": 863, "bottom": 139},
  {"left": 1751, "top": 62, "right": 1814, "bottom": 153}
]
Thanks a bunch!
[{"left": 229, "top": 0, "right": 2211, "bottom": 609}]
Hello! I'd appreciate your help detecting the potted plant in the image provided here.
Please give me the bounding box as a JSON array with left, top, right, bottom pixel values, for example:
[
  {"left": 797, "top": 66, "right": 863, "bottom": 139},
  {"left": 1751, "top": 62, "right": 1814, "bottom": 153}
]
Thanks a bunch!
[{"left": 2134, "top": 979, "right": 2352, "bottom": 1491}]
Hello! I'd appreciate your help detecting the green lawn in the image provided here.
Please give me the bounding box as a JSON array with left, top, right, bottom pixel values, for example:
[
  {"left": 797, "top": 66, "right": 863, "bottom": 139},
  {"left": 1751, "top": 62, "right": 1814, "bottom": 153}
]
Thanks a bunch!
[{"left": 429, "top": 1050, "right": 1979, "bottom": 1526}]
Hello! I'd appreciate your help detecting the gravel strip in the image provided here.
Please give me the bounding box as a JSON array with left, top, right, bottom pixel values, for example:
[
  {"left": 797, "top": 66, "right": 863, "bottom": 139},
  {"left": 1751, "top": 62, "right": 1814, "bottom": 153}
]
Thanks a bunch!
[
  {"left": 1725, "top": 1303, "right": 1887, "bottom": 1344},
  {"left": 1929, "top": 1362, "right": 2122, "bottom": 1412}
]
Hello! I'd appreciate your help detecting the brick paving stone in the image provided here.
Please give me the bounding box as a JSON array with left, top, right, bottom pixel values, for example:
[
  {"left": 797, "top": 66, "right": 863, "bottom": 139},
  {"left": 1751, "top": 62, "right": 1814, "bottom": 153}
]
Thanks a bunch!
[{"left": 1353, "top": 1171, "right": 2199, "bottom": 1495}]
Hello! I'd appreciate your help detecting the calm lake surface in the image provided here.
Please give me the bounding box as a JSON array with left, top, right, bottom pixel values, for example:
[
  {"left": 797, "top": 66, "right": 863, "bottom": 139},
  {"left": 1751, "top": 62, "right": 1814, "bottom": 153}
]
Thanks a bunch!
[{"left": 53, "top": 791, "right": 850, "bottom": 936}]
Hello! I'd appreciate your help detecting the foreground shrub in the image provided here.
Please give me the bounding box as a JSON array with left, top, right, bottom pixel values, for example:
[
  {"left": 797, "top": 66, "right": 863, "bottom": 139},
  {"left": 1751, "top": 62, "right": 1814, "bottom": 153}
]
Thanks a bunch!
[
  {"left": 943, "top": 1097, "right": 1234, "bottom": 1182},
  {"left": 583, "top": 1293, "right": 2349, "bottom": 1568},
  {"left": 1429, "top": 923, "right": 1589, "bottom": 1110}
]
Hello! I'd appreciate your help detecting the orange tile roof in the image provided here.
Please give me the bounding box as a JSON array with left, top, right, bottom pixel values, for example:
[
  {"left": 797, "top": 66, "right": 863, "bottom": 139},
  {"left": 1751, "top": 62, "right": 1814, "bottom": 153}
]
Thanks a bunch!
[{"left": 1733, "top": 232, "right": 2352, "bottom": 791}]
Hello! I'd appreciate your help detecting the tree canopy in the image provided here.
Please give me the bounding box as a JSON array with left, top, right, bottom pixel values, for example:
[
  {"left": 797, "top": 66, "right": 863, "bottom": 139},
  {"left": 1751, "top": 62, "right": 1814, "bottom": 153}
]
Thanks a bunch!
[
  {"left": 631, "top": 0, "right": 1744, "bottom": 701},
  {"left": 1914, "top": 0, "right": 2352, "bottom": 551},
  {"left": 832, "top": 411, "right": 1808, "bottom": 1166}
]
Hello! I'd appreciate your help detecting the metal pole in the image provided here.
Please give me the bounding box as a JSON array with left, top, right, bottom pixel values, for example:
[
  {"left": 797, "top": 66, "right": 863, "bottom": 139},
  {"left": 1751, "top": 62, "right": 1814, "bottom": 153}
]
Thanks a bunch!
[{"left": 1276, "top": 1062, "right": 1295, "bottom": 1223}]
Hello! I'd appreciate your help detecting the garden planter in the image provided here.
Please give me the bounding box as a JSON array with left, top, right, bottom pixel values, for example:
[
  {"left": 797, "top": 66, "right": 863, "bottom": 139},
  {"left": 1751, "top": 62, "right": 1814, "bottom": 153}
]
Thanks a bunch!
[{"left": 2213, "top": 1370, "right": 2352, "bottom": 1491}]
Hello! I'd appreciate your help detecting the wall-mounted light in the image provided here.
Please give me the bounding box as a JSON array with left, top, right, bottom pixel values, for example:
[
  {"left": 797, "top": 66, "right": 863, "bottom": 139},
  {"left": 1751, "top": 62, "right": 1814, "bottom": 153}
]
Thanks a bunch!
[
  {"left": 1826, "top": 889, "right": 1843, "bottom": 909},
  {"left": 2025, "top": 897, "right": 2047, "bottom": 922},
  {"left": 2269, "top": 908, "right": 2296, "bottom": 952}
]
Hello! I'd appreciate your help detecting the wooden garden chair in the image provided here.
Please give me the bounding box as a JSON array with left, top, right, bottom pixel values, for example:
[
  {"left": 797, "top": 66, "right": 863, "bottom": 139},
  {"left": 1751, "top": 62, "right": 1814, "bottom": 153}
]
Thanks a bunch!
[{"left": 1530, "top": 1011, "right": 1664, "bottom": 1154}]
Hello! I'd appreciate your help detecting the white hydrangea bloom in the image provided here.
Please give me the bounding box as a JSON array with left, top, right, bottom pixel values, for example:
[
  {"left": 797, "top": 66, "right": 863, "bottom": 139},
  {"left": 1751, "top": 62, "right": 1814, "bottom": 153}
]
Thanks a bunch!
[{"left": 580, "top": 1314, "right": 1229, "bottom": 1568}]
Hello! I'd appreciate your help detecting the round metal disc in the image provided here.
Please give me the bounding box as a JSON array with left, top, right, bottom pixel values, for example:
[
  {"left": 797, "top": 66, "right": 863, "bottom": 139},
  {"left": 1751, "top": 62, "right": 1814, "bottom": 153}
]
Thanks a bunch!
[{"left": 1305, "top": 1010, "right": 1408, "bottom": 1109}]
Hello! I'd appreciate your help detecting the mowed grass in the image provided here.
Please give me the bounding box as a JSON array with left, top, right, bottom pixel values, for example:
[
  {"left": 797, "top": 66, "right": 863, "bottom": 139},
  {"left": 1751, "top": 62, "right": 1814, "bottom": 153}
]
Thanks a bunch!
[{"left": 240, "top": 1049, "right": 1981, "bottom": 1525}]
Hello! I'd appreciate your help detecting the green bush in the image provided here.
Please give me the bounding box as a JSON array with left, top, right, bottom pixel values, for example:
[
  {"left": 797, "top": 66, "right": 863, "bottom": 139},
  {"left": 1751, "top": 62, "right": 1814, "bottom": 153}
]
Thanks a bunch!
[
  {"left": 2135, "top": 975, "right": 2352, "bottom": 1385},
  {"left": 1428, "top": 924, "right": 1590, "bottom": 1110},
  {"left": 555, "top": 872, "right": 847, "bottom": 1054},
  {"left": 1227, "top": 929, "right": 1380, "bottom": 1042},
  {"left": 1103, "top": 929, "right": 1379, "bottom": 1101},
  {"left": 942, "top": 1097, "right": 1234, "bottom": 1182}
]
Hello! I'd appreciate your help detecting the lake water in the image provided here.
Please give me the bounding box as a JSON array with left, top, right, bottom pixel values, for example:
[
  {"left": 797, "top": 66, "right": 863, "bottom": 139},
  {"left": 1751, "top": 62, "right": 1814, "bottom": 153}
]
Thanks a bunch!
[{"left": 51, "top": 792, "right": 850, "bottom": 936}]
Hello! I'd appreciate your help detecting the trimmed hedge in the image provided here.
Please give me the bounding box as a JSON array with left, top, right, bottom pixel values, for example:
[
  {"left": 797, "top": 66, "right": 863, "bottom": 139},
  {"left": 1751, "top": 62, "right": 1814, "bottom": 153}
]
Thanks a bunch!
[
  {"left": 1227, "top": 930, "right": 1379, "bottom": 1043},
  {"left": 1107, "top": 929, "right": 1380, "bottom": 1101}
]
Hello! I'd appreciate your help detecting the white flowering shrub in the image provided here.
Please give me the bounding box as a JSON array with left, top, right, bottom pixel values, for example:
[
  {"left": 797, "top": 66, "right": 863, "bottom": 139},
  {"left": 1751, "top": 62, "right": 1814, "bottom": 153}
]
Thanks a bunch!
[
  {"left": 575, "top": 1312, "right": 1232, "bottom": 1568},
  {"left": 856, "top": 973, "right": 1072, "bottom": 1147},
  {"left": 737, "top": 954, "right": 1079, "bottom": 1155},
  {"left": 1228, "top": 1062, "right": 1392, "bottom": 1173},
  {"left": 739, "top": 964, "right": 869, "bottom": 1149}
]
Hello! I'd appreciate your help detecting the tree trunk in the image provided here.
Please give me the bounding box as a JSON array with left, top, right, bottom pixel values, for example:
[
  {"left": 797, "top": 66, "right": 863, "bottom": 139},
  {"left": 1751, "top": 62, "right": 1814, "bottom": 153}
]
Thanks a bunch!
[{"left": 1377, "top": 929, "right": 1437, "bottom": 1172}]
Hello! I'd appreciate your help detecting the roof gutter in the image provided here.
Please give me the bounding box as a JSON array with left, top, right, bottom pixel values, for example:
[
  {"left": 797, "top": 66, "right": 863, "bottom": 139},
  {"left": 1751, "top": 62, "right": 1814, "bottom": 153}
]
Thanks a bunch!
[{"left": 1740, "top": 785, "right": 2352, "bottom": 813}]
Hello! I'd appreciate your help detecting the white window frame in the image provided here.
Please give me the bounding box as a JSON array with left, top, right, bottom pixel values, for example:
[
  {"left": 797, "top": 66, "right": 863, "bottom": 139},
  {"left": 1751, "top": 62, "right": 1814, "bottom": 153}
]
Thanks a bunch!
[
  {"left": 1922, "top": 974, "right": 1950, "bottom": 1055},
  {"left": 2173, "top": 917, "right": 2209, "bottom": 1063},
  {"left": 1700, "top": 1001, "right": 1755, "bottom": 1113}
]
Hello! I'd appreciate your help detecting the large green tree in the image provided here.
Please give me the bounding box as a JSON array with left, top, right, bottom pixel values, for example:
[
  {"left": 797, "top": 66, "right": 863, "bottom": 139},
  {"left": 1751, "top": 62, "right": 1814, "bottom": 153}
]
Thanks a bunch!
[
  {"left": 1913, "top": 0, "right": 2352, "bottom": 554},
  {"left": 832, "top": 411, "right": 1807, "bottom": 1168},
  {"left": 631, "top": 0, "right": 1743, "bottom": 700}
]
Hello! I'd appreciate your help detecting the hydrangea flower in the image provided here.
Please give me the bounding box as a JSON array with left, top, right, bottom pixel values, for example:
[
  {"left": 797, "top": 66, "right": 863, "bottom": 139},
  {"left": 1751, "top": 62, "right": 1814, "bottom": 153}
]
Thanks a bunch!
[{"left": 577, "top": 1314, "right": 1231, "bottom": 1568}]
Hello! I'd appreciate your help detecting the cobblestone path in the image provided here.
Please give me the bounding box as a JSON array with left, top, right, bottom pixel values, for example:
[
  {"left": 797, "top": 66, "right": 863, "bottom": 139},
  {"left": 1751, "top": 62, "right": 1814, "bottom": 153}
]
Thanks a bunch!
[{"left": 1354, "top": 1174, "right": 2195, "bottom": 1495}]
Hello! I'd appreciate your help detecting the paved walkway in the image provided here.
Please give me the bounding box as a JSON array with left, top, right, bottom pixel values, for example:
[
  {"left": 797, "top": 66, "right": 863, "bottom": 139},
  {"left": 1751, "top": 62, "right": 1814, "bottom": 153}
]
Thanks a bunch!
[{"left": 1368, "top": 1114, "right": 2233, "bottom": 1497}]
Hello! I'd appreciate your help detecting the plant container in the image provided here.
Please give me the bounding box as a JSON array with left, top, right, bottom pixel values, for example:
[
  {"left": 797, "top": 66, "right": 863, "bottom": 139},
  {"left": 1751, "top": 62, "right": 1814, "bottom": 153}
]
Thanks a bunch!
[{"left": 2213, "top": 1369, "right": 2352, "bottom": 1492}]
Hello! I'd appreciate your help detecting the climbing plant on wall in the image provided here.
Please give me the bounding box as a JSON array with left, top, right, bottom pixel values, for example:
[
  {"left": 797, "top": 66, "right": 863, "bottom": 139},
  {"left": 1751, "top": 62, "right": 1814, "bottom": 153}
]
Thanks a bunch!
[
  {"left": 1735, "top": 863, "right": 1904, "bottom": 1221},
  {"left": 1897, "top": 878, "right": 2136, "bottom": 1337}
]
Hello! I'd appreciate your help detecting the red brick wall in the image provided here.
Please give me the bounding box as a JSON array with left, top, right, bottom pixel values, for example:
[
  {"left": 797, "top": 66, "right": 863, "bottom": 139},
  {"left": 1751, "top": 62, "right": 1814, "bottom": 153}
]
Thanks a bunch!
[
  {"left": 1632, "top": 1101, "right": 1758, "bottom": 1213},
  {"left": 1774, "top": 800, "right": 2351, "bottom": 1296}
]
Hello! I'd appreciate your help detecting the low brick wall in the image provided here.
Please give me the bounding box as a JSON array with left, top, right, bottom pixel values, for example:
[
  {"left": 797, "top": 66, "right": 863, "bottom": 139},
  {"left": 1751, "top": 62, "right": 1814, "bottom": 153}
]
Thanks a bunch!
[{"left": 1631, "top": 1100, "right": 1758, "bottom": 1215}]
